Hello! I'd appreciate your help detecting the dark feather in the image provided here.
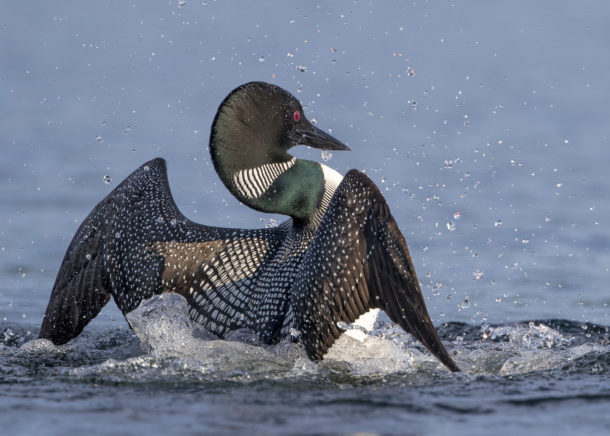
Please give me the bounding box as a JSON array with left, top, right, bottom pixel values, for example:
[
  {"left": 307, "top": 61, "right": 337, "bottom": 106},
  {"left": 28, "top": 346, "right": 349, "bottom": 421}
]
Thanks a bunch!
[{"left": 290, "top": 170, "right": 459, "bottom": 371}]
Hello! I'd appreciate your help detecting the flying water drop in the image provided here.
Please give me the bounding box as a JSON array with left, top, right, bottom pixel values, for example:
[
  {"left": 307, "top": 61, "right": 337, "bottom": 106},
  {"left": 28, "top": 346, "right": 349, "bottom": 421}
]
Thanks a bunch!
[{"left": 460, "top": 298, "right": 471, "bottom": 310}]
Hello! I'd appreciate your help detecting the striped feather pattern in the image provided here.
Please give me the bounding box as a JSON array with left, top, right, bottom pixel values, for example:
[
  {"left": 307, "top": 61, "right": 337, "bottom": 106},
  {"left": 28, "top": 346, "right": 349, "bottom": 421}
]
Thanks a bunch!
[{"left": 232, "top": 158, "right": 296, "bottom": 199}]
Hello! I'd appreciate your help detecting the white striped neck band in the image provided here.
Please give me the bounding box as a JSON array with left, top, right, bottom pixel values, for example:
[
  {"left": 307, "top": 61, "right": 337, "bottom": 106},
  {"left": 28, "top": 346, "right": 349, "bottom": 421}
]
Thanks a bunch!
[{"left": 232, "top": 157, "right": 297, "bottom": 200}]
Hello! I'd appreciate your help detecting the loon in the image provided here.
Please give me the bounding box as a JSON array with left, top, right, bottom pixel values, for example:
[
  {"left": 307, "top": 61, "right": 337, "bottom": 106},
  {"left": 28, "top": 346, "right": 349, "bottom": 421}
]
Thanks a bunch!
[{"left": 39, "top": 82, "right": 459, "bottom": 372}]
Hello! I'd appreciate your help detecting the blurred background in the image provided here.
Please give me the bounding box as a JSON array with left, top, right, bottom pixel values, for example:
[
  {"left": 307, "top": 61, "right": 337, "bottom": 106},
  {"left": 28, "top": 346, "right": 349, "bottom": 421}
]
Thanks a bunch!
[{"left": 1, "top": 1, "right": 608, "bottom": 329}]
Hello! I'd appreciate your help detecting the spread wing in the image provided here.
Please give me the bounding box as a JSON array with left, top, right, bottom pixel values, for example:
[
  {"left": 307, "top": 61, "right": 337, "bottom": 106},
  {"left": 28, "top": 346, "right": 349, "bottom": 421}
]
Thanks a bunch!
[
  {"left": 38, "top": 193, "right": 114, "bottom": 345},
  {"left": 291, "top": 170, "right": 459, "bottom": 371},
  {"left": 39, "top": 158, "right": 289, "bottom": 345}
]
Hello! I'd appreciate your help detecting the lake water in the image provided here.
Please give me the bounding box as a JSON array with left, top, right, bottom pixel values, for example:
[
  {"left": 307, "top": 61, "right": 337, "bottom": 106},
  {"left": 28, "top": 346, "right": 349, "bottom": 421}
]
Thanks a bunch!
[{"left": 1, "top": 1, "right": 609, "bottom": 435}]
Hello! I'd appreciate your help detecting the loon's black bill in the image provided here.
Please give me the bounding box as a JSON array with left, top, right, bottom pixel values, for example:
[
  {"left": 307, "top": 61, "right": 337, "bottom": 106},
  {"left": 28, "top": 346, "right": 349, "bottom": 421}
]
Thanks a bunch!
[{"left": 297, "top": 124, "right": 351, "bottom": 151}]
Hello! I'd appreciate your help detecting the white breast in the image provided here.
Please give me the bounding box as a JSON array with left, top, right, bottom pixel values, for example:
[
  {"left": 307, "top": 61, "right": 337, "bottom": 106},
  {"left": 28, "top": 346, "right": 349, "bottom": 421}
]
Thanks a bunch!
[{"left": 319, "top": 164, "right": 343, "bottom": 211}]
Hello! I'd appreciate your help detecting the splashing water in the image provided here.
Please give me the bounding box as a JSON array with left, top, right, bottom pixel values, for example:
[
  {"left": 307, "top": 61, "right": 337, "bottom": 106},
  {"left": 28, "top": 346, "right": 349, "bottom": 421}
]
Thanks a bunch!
[
  {"left": 321, "top": 150, "right": 332, "bottom": 162},
  {"left": 5, "top": 293, "right": 604, "bottom": 384},
  {"left": 1, "top": 294, "right": 608, "bottom": 435}
]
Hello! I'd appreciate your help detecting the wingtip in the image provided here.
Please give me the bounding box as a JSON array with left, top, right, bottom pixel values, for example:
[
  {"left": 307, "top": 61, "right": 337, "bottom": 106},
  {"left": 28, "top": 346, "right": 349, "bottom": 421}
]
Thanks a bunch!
[
  {"left": 442, "top": 355, "right": 461, "bottom": 372},
  {"left": 424, "top": 333, "right": 461, "bottom": 372},
  {"left": 410, "top": 323, "right": 461, "bottom": 372},
  {"left": 142, "top": 157, "right": 166, "bottom": 170}
]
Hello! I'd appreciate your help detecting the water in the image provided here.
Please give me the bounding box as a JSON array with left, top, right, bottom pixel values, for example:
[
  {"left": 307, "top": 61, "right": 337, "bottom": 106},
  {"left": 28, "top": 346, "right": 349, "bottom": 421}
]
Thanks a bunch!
[
  {"left": 2, "top": 301, "right": 609, "bottom": 435},
  {"left": 1, "top": 1, "right": 609, "bottom": 435}
]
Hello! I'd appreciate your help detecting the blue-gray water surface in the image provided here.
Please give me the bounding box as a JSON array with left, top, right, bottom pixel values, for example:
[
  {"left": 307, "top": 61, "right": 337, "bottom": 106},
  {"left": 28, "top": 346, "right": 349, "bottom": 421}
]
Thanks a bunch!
[{"left": 1, "top": 2, "right": 609, "bottom": 435}]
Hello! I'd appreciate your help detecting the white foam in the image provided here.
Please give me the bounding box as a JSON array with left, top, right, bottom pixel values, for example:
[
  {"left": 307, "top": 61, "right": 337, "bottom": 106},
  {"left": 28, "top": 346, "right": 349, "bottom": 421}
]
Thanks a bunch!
[{"left": 115, "top": 294, "right": 609, "bottom": 379}]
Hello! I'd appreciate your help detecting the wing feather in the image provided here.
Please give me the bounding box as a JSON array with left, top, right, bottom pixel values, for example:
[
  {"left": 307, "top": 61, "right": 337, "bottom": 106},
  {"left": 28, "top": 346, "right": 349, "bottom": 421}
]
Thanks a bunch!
[
  {"left": 291, "top": 170, "right": 459, "bottom": 371},
  {"left": 39, "top": 158, "right": 290, "bottom": 344}
]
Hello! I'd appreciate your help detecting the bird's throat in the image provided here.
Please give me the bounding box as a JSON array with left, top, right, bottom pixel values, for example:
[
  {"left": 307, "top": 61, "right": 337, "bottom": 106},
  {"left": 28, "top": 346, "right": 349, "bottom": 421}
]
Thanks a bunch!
[{"left": 230, "top": 158, "right": 329, "bottom": 222}]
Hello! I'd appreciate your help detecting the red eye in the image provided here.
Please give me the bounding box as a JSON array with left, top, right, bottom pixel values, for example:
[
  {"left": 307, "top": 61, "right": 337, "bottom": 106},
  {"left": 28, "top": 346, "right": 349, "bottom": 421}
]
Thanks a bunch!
[{"left": 293, "top": 110, "right": 301, "bottom": 121}]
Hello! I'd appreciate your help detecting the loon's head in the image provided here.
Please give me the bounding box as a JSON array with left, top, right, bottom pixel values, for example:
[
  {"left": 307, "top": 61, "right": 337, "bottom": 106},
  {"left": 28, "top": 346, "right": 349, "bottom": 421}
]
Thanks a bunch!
[{"left": 210, "top": 82, "right": 349, "bottom": 219}]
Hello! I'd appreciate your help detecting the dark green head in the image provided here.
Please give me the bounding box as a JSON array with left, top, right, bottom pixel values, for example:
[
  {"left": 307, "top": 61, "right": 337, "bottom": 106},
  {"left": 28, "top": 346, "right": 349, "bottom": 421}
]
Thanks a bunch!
[{"left": 209, "top": 82, "right": 349, "bottom": 218}]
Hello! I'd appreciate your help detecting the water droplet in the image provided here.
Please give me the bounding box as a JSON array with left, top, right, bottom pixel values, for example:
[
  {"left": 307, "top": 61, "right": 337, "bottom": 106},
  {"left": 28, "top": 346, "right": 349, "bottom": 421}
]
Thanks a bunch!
[
  {"left": 545, "top": 216, "right": 551, "bottom": 223},
  {"left": 472, "top": 269, "right": 484, "bottom": 280},
  {"left": 143, "top": 165, "right": 150, "bottom": 171},
  {"left": 103, "top": 175, "right": 112, "bottom": 184},
  {"left": 494, "top": 220, "right": 503, "bottom": 228},
  {"left": 321, "top": 150, "right": 332, "bottom": 161},
  {"left": 407, "top": 67, "right": 416, "bottom": 76},
  {"left": 296, "top": 64, "right": 307, "bottom": 72},
  {"left": 178, "top": 0, "right": 187, "bottom": 6},
  {"left": 85, "top": 253, "right": 92, "bottom": 261},
  {"left": 446, "top": 221, "right": 456, "bottom": 232},
  {"left": 170, "top": 218, "right": 178, "bottom": 226},
  {"left": 96, "top": 135, "right": 104, "bottom": 143},
  {"left": 453, "top": 211, "right": 462, "bottom": 220},
  {"left": 286, "top": 52, "right": 294, "bottom": 58},
  {"left": 258, "top": 56, "right": 265, "bottom": 63},
  {"left": 460, "top": 298, "right": 471, "bottom": 309},
  {"left": 336, "top": 321, "right": 350, "bottom": 330},
  {"left": 522, "top": 238, "right": 530, "bottom": 244}
]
